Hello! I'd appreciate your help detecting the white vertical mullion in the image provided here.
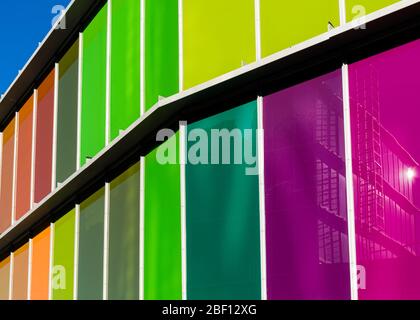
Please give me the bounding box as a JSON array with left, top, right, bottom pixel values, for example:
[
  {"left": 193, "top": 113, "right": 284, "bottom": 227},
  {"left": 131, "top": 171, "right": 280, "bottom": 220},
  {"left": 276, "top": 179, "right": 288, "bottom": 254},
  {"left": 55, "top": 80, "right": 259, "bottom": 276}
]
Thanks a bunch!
[
  {"left": 73, "top": 204, "right": 80, "bottom": 300},
  {"left": 11, "top": 112, "right": 19, "bottom": 225},
  {"left": 339, "top": 0, "right": 347, "bottom": 25},
  {"left": 139, "top": 156, "right": 145, "bottom": 300},
  {"left": 103, "top": 183, "right": 110, "bottom": 300},
  {"left": 257, "top": 96, "right": 267, "bottom": 300},
  {"left": 48, "top": 222, "right": 55, "bottom": 300},
  {"left": 140, "top": 0, "right": 145, "bottom": 115},
  {"left": 178, "top": 0, "right": 184, "bottom": 92},
  {"left": 254, "top": 0, "right": 262, "bottom": 61},
  {"left": 9, "top": 251, "right": 14, "bottom": 300},
  {"left": 77, "top": 33, "right": 83, "bottom": 171},
  {"left": 51, "top": 63, "right": 59, "bottom": 191},
  {"left": 27, "top": 238, "right": 33, "bottom": 300},
  {"left": 342, "top": 64, "right": 358, "bottom": 300},
  {"left": 179, "top": 122, "right": 187, "bottom": 300},
  {"left": 31, "top": 90, "right": 37, "bottom": 208},
  {"left": 106, "top": 0, "right": 112, "bottom": 145}
]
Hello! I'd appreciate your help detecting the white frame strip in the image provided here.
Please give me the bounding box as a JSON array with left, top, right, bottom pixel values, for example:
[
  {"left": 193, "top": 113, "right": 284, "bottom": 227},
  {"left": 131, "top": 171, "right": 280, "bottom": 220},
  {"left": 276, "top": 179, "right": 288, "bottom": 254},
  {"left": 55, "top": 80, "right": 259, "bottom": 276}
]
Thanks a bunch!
[
  {"left": 140, "top": 0, "right": 145, "bottom": 115},
  {"left": 9, "top": 251, "right": 14, "bottom": 300},
  {"left": 139, "top": 156, "right": 145, "bottom": 300},
  {"left": 254, "top": 0, "right": 262, "bottom": 61},
  {"left": 30, "top": 90, "right": 37, "bottom": 208},
  {"left": 103, "top": 182, "right": 110, "bottom": 300},
  {"left": 342, "top": 63, "right": 358, "bottom": 300},
  {"left": 51, "top": 63, "right": 59, "bottom": 191},
  {"left": 76, "top": 33, "right": 83, "bottom": 171},
  {"left": 179, "top": 121, "right": 187, "bottom": 300},
  {"left": 11, "top": 112, "right": 19, "bottom": 225},
  {"left": 48, "top": 222, "right": 55, "bottom": 300},
  {"left": 73, "top": 204, "right": 80, "bottom": 300},
  {"left": 339, "top": 0, "right": 347, "bottom": 26},
  {"left": 178, "top": 0, "right": 184, "bottom": 92},
  {"left": 105, "top": 0, "right": 112, "bottom": 146},
  {"left": 257, "top": 96, "right": 267, "bottom": 300}
]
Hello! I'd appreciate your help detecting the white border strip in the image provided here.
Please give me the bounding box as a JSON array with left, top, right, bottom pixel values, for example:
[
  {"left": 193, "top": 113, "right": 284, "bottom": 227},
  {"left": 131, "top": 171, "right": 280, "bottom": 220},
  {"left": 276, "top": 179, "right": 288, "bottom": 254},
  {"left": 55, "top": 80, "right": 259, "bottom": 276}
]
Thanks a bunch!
[
  {"left": 340, "top": 0, "right": 347, "bottom": 25},
  {"left": 105, "top": 0, "right": 112, "bottom": 145},
  {"left": 30, "top": 90, "right": 37, "bottom": 208},
  {"left": 103, "top": 183, "right": 110, "bottom": 300},
  {"left": 255, "top": 0, "right": 262, "bottom": 60},
  {"left": 73, "top": 204, "right": 80, "bottom": 300},
  {"left": 178, "top": 0, "right": 184, "bottom": 92},
  {"left": 76, "top": 33, "right": 83, "bottom": 170},
  {"left": 11, "top": 112, "right": 19, "bottom": 225},
  {"left": 52, "top": 63, "right": 59, "bottom": 191},
  {"left": 257, "top": 96, "right": 267, "bottom": 300},
  {"left": 179, "top": 121, "right": 187, "bottom": 300},
  {"left": 140, "top": 0, "right": 145, "bottom": 115},
  {"left": 342, "top": 64, "right": 358, "bottom": 300},
  {"left": 139, "top": 156, "right": 145, "bottom": 300},
  {"left": 27, "top": 238, "right": 33, "bottom": 300},
  {"left": 48, "top": 222, "right": 55, "bottom": 300},
  {"left": 9, "top": 251, "right": 14, "bottom": 300}
]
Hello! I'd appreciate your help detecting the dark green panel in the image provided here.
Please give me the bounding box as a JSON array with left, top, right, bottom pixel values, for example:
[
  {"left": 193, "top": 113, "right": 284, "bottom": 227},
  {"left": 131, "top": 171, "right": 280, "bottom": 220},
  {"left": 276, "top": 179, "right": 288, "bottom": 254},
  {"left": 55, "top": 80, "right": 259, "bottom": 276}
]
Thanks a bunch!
[
  {"left": 186, "top": 101, "right": 261, "bottom": 299},
  {"left": 144, "top": 134, "right": 182, "bottom": 300},
  {"left": 108, "top": 163, "right": 140, "bottom": 300},
  {"left": 52, "top": 209, "right": 75, "bottom": 300},
  {"left": 81, "top": 4, "right": 107, "bottom": 166},
  {"left": 56, "top": 40, "right": 78, "bottom": 185},
  {"left": 78, "top": 188, "right": 105, "bottom": 300},
  {"left": 145, "top": 0, "right": 179, "bottom": 110},
  {"left": 110, "top": 0, "right": 140, "bottom": 139}
]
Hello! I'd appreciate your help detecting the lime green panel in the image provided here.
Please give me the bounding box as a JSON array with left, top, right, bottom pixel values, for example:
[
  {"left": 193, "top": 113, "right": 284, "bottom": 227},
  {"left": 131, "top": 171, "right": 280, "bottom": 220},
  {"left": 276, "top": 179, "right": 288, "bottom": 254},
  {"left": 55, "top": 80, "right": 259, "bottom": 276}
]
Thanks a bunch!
[
  {"left": 52, "top": 209, "right": 75, "bottom": 300},
  {"left": 346, "top": 0, "right": 400, "bottom": 22},
  {"left": 145, "top": 0, "right": 179, "bottom": 110},
  {"left": 144, "top": 134, "right": 182, "bottom": 300},
  {"left": 81, "top": 4, "right": 107, "bottom": 166},
  {"left": 261, "top": 0, "right": 339, "bottom": 58},
  {"left": 183, "top": 0, "right": 256, "bottom": 89},
  {"left": 108, "top": 163, "right": 140, "bottom": 300},
  {"left": 110, "top": 0, "right": 140, "bottom": 140}
]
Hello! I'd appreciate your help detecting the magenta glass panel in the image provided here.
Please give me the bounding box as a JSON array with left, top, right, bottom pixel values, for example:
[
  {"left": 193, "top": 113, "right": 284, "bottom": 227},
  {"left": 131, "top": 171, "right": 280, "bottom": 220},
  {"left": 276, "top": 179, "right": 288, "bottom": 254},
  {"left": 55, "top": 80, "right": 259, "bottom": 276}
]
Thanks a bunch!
[
  {"left": 349, "top": 40, "right": 420, "bottom": 300},
  {"left": 264, "top": 70, "right": 350, "bottom": 299}
]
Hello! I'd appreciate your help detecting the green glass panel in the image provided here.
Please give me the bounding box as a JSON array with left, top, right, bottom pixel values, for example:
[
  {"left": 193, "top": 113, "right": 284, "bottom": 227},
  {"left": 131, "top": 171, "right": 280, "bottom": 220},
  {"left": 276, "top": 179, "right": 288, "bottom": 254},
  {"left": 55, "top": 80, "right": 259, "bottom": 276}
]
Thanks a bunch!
[
  {"left": 52, "top": 209, "right": 75, "bottom": 300},
  {"left": 186, "top": 101, "right": 261, "bottom": 299},
  {"left": 110, "top": 0, "right": 140, "bottom": 139},
  {"left": 183, "top": 0, "right": 255, "bottom": 89},
  {"left": 108, "top": 163, "right": 140, "bottom": 300},
  {"left": 145, "top": 0, "right": 179, "bottom": 110},
  {"left": 261, "top": 0, "right": 339, "bottom": 58},
  {"left": 144, "top": 134, "right": 182, "bottom": 300},
  {"left": 81, "top": 4, "right": 107, "bottom": 166},
  {"left": 57, "top": 40, "right": 79, "bottom": 185},
  {"left": 78, "top": 188, "right": 104, "bottom": 300},
  {"left": 346, "top": 0, "right": 400, "bottom": 22}
]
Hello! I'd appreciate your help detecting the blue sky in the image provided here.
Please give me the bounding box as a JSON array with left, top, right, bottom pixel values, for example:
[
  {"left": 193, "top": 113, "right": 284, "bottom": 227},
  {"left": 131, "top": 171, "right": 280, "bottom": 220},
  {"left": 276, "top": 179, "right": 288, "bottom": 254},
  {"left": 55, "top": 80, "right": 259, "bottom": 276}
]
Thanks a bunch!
[{"left": 0, "top": 0, "right": 71, "bottom": 95}]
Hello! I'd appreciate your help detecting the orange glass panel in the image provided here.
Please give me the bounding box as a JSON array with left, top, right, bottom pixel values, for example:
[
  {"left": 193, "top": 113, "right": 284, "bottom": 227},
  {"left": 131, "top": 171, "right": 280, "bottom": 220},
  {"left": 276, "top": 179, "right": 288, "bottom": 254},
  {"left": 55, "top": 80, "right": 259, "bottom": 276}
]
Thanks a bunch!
[
  {"left": 0, "top": 118, "right": 16, "bottom": 233},
  {"left": 35, "top": 70, "right": 55, "bottom": 204},
  {"left": 15, "top": 96, "right": 34, "bottom": 220},
  {"left": 12, "top": 243, "right": 29, "bottom": 300},
  {"left": 0, "top": 256, "right": 10, "bottom": 300},
  {"left": 30, "top": 227, "right": 50, "bottom": 300}
]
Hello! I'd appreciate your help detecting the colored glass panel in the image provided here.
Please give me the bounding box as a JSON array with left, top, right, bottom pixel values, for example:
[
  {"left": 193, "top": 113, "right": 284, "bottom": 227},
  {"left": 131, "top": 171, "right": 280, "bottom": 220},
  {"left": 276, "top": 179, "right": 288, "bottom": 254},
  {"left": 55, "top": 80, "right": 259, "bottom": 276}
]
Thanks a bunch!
[
  {"left": 34, "top": 69, "right": 55, "bottom": 204},
  {"left": 349, "top": 39, "right": 420, "bottom": 299},
  {"left": 78, "top": 188, "right": 104, "bottom": 300},
  {"left": 81, "top": 4, "right": 107, "bottom": 166},
  {"left": 110, "top": 0, "right": 140, "bottom": 139},
  {"left": 145, "top": 0, "right": 179, "bottom": 110},
  {"left": 30, "top": 227, "right": 50, "bottom": 300},
  {"left": 108, "top": 163, "right": 140, "bottom": 300},
  {"left": 15, "top": 96, "right": 34, "bottom": 221},
  {"left": 0, "top": 257, "right": 10, "bottom": 300},
  {"left": 264, "top": 71, "right": 350, "bottom": 299},
  {"left": 260, "top": 0, "right": 339, "bottom": 58},
  {"left": 56, "top": 40, "right": 79, "bottom": 185},
  {"left": 144, "top": 135, "right": 182, "bottom": 300},
  {"left": 346, "top": 0, "right": 400, "bottom": 22},
  {"left": 183, "top": 0, "right": 255, "bottom": 89},
  {"left": 12, "top": 243, "right": 29, "bottom": 300},
  {"left": 186, "top": 101, "right": 261, "bottom": 299},
  {"left": 0, "top": 118, "right": 15, "bottom": 233},
  {"left": 52, "top": 209, "right": 75, "bottom": 300}
]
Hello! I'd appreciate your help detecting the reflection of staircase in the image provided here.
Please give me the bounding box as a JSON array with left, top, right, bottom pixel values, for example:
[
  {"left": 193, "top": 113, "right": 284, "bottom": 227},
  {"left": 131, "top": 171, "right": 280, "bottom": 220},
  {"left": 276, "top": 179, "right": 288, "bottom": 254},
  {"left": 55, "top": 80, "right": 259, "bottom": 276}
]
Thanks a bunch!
[{"left": 355, "top": 66, "right": 385, "bottom": 232}]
